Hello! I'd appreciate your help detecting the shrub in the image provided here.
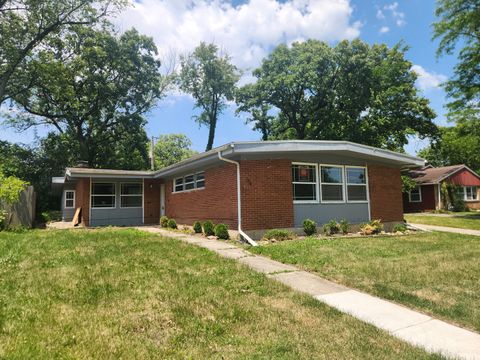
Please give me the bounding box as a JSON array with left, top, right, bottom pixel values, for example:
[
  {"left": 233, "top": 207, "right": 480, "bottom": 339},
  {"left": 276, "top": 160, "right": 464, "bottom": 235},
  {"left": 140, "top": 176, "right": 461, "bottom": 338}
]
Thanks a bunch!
[
  {"left": 40, "top": 210, "right": 62, "bottom": 223},
  {"left": 160, "top": 216, "right": 169, "bottom": 227},
  {"left": 393, "top": 223, "right": 408, "bottom": 233},
  {"left": 193, "top": 221, "right": 202, "bottom": 233},
  {"left": 339, "top": 219, "right": 349, "bottom": 234},
  {"left": 303, "top": 219, "right": 317, "bottom": 236},
  {"left": 323, "top": 219, "right": 340, "bottom": 236},
  {"left": 263, "top": 229, "right": 295, "bottom": 241},
  {"left": 203, "top": 220, "right": 215, "bottom": 236},
  {"left": 167, "top": 218, "right": 177, "bottom": 229},
  {"left": 360, "top": 219, "right": 383, "bottom": 235},
  {"left": 0, "top": 209, "right": 7, "bottom": 230},
  {"left": 214, "top": 223, "right": 229, "bottom": 240}
]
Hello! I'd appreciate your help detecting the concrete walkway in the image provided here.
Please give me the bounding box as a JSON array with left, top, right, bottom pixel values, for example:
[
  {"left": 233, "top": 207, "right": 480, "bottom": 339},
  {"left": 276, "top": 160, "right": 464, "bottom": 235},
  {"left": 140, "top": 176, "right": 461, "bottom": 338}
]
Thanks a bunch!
[
  {"left": 138, "top": 226, "right": 480, "bottom": 360},
  {"left": 410, "top": 223, "right": 480, "bottom": 236}
]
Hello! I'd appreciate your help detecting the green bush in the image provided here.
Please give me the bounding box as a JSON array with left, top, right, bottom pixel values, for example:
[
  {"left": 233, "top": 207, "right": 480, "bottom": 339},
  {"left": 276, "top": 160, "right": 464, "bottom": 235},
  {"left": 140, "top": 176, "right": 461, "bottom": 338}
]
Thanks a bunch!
[
  {"left": 160, "top": 216, "right": 169, "bottom": 227},
  {"left": 393, "top": 223, "right": 408, "bottom": 233},
  {"left": 360, "top": 219, "right": 383, "bottom": 235},
  {"left": 323, "top": 219, "right": 340, "bottom": 236},
  {"left": 40, "top": 210, "right": 62, "bottom": 223},
  {"left": 339, "top": 219, "right": 349, "bottom": 234},
  {"left": 0, "top": 209, "right": 7, "bottom": 230},
  {"left": 214, "top": 223, "right": 229, "bottom": 240},
  {"left": 303, "top": 219, "right": 317, "bottom": 236},
  {"left": 193, "top": 221, "right": 202, "bottom": 233},
  {"left": 167, "top": 218, "right": 177, "bottom": 229},
  {"left": 203, "top": 220, "right": 215, "bottom": 236},
  {"left": 263, "top": 229, "right": 295, "bottom": 241}
]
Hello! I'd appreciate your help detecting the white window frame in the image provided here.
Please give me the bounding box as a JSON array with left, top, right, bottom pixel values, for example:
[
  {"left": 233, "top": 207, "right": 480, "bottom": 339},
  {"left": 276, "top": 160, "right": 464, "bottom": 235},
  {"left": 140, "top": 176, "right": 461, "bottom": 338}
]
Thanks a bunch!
[
  {"left": 120, "top": 182, "right": 143, "bottom": 209},
  {"left": 173, "top": 172, "right": 206, "bottom": 193},
  {"left": 64, "top": 190, "right": 75, "bottom": 209},
  {"left": 409, "top": 186, "right": 422, "bottom": 203},
  {"left": 464, "top": 186, "right": 478, "bottom": 201},
  {"left": 91, "top": 182, "right": 116, "bottom": 209},
  {"left": 319, "top": 164, "right": 345, "bottom": 204},
  {"left": 292, "top": 162, "right": 319, "bottom": 204},
  {"left": 345, "top": 166, "right": 368, "bottom": 203}
]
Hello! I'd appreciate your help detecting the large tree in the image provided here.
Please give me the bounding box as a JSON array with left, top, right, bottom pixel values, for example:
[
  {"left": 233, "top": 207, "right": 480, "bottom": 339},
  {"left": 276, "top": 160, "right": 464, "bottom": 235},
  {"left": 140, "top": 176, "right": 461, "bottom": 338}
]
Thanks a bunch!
[
  {"left": 433, "top": 0, "right": 480, "bottom": 117},
  {"left": 6, "top": 26, "right": 162, "bottom": 167},
  {"left": 179, "top": 42, "right": 240, "bottom": 151},
  {"left": 236, "top": 39, "right": 437, "bottom": 150},
  {"left": 153, "top": 134, "right": 197, "bottom": 170},
  {"left": 0, "top": 0, "right": 124, "bottom": 105}
]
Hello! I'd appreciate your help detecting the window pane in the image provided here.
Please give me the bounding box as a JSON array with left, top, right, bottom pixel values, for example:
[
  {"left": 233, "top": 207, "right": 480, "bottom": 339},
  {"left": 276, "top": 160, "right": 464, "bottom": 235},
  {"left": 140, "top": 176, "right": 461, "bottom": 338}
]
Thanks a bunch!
[
  {"left": 293, "top": 183, "right": 316, "bottom": 201},
  {"left": 410, "top": 193, "right": 421, "bottom": 201},
  {"left": 196, "top": 172, "right": 205, "bottom": 181},
  {"left": 175, "top": 178, "right": 183, "bottom": 186},
  {"left": 292, "top": 165, "right": 316, "bottom": 182},
  {"left": 65, "top": 199, "right": 74, "bottom": 208},
  {"left": 347, "top": 168, "right": 366, "bottom": 184},
  {"left": 175, "top": 184, "right": 183, "bottom": 192},
  {"left": 121, "top": 183, "right": 142, "bottom": 195},
  {"left": 185, "top": 182, "right": 195, "bottom": 190},
  {"left": 321, "top": 184, "right": 343, "bottom": 201},
  {"left": 92, "top": 195, "right": 115, "bottom": 208},
  {"left": 321, "top": 167, "right": 343, "bottom": 183},
  {"left": 65, "top": 191, "right": 74, "bottom": 200},
  {"left": 347, "top": 185, "right": 367, "bottom": 201},
  {"left": 473, "top": 187, "right": 478, "bottom": 200},
  {"left": 121, "top": 196, "right": 142, "bottom": 208},
  {"left": 185, "top": 175, "right": 195, "bottom": 183},
  {"left": 196, "top": 180, "right": 205, "bottom": 189},
  {"left": 92, "top": 183, "right": 115, "bottom": 195}
]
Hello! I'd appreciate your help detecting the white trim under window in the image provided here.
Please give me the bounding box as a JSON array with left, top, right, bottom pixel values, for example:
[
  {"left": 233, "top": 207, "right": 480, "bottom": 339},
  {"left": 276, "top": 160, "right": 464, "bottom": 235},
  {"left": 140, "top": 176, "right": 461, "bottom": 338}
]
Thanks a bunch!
[
  {"left": 91, "top": 182, "right": 116, "bottom": 209},
  {"left": 173, "top": 171, "right": 205, "bottom": 193},
  {"left": 320, "top": 164, "right": 345, "bottom": 203},
  {"left": 409, "top": 186, "right": 422, "bottom": 203},
  {"left": 292, "top": 162, "right": 319, "bottom": 204},
  {"left": 64, "top": 190, "right": 75, "bottom": 209},
  {"left": 345, "top": 166, "right": 368, "bottom": 203},
  {"left": 120, "top": 182, "right": 143, "bottom": 208}
]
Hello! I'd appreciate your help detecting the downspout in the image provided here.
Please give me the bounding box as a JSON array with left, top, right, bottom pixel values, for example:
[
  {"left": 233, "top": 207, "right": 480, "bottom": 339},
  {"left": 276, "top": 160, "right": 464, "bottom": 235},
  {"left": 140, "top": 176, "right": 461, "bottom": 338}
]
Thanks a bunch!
[{"left": 217, "top": 150, "right": 258, "bottom": 246}]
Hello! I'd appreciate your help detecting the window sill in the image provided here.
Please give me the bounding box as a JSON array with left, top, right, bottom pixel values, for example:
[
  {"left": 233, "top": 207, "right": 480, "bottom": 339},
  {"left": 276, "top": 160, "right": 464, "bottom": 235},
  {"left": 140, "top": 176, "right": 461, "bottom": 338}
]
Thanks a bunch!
[
  {"left": 173, "top": 187, "right": 205, "bottom": 194},
  {"left": 293, "top": 200, "right": 319, "bottom": 204}
]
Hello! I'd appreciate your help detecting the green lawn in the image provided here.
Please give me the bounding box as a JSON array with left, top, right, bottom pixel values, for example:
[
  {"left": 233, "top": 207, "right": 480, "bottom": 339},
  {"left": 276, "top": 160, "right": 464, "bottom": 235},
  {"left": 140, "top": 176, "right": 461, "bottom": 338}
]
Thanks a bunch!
[
  {"left": 0, "top": 229, "right": 439, "bottom": 359},
  {"left": 250, "top": 232, "right": 480, "bottom": 332},
  {"left": 405, "top": 212, "right": 480, "bottom": 230}
]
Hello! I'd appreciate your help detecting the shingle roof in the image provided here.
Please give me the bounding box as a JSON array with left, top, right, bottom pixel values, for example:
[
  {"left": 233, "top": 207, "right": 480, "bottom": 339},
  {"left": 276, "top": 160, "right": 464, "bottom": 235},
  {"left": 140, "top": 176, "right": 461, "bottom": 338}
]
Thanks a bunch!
[{"left": 409, "top": 165, "right": 465, "bottom": 184}]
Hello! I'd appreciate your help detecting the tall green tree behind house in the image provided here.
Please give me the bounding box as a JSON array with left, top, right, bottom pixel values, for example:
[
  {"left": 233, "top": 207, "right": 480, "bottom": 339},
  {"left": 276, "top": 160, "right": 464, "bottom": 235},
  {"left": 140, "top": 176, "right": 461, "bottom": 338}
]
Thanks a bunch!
[
  {"left": 433, "top": 0, "right": 480, "bottom": 118},
  {"left": 0, "top": 0, "right": 125, "bottom": 106},
  {"left": 6, "top": 26, "right": 162, "bottom": 168},
  {"left": 236, "top": 39, "right": 437, "bottom": 150},
  {"left": 179, "top": 42, "right": 240, "bottom": 151},
  {"left": 153, "top": 134, "right": 197, "bottom": 170}
]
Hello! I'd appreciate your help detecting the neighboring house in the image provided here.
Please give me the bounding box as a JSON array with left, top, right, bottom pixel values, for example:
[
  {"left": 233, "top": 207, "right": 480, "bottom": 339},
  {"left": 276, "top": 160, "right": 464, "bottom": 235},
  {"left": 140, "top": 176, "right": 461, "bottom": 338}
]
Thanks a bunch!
[
  {"left": 52, "top": 140, "right": 424, "bottom": 237},
  {"left": 403, "top": 165, "right": 480, "bottom": 213}
]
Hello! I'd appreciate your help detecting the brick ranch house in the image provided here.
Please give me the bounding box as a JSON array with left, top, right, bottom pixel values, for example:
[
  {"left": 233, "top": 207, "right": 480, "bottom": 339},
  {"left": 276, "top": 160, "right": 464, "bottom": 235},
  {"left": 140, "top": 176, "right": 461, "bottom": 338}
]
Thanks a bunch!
[
  {"left": 53, "top": 140, "right": 424, "bottom": 238},
  {"left": 403, "top": 164, "right": 480, "bottom": 213}
]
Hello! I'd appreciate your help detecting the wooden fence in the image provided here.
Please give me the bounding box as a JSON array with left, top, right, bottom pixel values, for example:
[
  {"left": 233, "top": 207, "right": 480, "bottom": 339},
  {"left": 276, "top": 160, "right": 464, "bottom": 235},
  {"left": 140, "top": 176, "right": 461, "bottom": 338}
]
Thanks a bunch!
[{"left": 1, "top": 186, "right": 36, "bottom": 228}]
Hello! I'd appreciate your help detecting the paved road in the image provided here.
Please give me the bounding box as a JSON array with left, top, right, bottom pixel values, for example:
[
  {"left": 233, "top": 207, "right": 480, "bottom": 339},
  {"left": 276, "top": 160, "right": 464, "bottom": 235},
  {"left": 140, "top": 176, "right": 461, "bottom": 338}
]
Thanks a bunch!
[{"left": 138, "top": 226, "right": 480, "bottom": 360}]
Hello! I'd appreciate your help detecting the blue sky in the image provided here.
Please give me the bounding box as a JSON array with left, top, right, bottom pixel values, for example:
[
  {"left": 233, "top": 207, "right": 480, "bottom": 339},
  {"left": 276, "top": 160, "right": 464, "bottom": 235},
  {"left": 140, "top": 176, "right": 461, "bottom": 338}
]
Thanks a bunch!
[{"left": 1, "top": 0, "right": 455, "bottom": 156}]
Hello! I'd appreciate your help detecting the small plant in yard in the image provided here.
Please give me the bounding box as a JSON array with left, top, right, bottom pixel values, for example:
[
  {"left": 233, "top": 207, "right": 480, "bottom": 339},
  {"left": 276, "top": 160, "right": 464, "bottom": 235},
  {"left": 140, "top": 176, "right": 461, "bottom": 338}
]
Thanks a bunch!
[
  {"left": 303, "top": 219, "right": 317, "bottom": 236},
  {"left": 323, "top": 219, "right": 340, "bottom": 236},
  {"left": 203, "top": 220, "right": 215, "bottom": 236},
  {"left": 167, "top": 218, "right": 177, "bottom": 229},
  {"left": 360, "top": 219, "right": 383, "bottom": 235},
  {"left": 193, "top": 221, "right": 202, "bottom": 233},
  {"left": 0, "top": 209, "right": 7, "bottom": 230},
  {"left": 393, "top": 223, "right": 408, "bottom": 233},
  {"left": 214, "top": 223, "right": 229, "bottom": 240},
  {"left": 263, "top": 229, "right": 295, "bottom": 241},
  {"left": 339, "top": 219, "right": 349, "bottom": 235},
  {"left": 160, "top": 216, "right": 169, "bottom": 227}
]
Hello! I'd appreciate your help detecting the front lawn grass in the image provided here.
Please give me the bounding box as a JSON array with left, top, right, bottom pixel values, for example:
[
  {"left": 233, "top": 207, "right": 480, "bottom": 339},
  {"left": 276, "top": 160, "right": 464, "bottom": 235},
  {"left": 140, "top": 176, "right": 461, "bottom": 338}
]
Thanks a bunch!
[
  {"left": 405, "top": 212, "right": 480, "bottom": 230},
  {"left": 250, "top": 232, "right": 480, "bottom": 332},
  {"left": 0, "top": 228, "right": 439, "bottom": 359}
]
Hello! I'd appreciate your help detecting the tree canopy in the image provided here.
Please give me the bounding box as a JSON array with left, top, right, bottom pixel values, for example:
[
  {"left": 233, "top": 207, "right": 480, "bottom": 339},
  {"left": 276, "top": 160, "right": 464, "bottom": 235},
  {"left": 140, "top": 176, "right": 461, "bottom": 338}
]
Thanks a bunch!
[
  {"left": 6, "top": 26, "right": 161, "bottom": 167},
  {"left": 153, "top": 134, "right": 197, "bottom": 170},
  {"left": 236, "top": 39, "right": 438, "bottom": 150},
  {"left": 179, "top": 42, "right": 240, "bottom": 151}
]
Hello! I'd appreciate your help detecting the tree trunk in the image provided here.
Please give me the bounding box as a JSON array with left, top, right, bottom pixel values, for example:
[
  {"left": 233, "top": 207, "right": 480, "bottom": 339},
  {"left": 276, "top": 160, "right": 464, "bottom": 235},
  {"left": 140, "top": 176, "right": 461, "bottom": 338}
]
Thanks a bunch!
[{"left": 205, "top": 115, "right": 217, "bottom": 151}]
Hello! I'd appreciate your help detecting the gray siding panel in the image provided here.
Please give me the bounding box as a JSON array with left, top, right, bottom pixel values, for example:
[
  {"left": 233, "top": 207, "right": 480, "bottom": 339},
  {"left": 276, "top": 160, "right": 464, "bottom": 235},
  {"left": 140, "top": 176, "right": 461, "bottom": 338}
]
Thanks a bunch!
[
  {"left": 61, "top": 183, "right": 76, "bottom": 221},
  {"left": 294, "top": 203, "right": 369, "bottom": 227}
]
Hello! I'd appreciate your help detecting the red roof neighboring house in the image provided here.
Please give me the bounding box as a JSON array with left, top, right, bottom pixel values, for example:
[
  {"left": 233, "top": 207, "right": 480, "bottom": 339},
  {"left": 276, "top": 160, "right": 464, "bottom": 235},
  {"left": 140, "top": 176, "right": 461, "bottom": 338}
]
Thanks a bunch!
[{"left": 403, "top": 165, "right": 480, "bottom": 212}]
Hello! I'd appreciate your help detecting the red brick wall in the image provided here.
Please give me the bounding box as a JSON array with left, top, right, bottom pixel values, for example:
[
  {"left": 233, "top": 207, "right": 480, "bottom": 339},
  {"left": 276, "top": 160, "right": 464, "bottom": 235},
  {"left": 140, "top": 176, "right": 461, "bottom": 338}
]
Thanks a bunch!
[
  {"left": 165, "top": 163, "right": 238, "bottom": 227},
  {"left": 144, "top": 179, "right": 161, "bottom": 224},
  {"left": 75, "top": 178, "right": 90, "bottom": 226},
  {"left": 240, "top": 159, "right": 294, "bottom": 230},
  {"left": 368, "top": 165, "right": 404, "bottom": 222},
  {"left": 403, "top": 184, "right": 436, "bottom": 213}
]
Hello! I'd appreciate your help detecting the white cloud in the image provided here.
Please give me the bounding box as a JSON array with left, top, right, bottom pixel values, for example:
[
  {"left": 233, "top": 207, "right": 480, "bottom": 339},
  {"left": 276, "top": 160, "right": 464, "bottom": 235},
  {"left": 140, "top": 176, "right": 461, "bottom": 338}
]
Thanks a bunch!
[
  {"left": 114, "top": 0, "right": 361, "bottom": 71},
  {"left": 376, "top": 9, "right": 385, "bottom": 19},
  {"left": 379, "top": 26, "right": 389, "bottom": 34},
  {"left": 411, "top": 65, "right": 447, "bottom": 91},
  {"left": 383, "top": 2, "right": 405, "bottom": 27}
]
